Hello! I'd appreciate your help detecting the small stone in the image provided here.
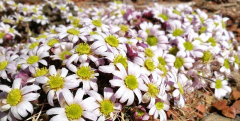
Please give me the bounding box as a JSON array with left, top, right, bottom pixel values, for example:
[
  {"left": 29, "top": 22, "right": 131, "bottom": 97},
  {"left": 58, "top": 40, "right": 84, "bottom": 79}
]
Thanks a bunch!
[
  {"left": 201, "top": 114, "right": 233, "bottom": 121},
  {"left": 196, "top": 104, "right": 205, "bottom": 114},
  {"left": 212, "top": 100, "right": 227, "bottom": 110},
  {"left": 231, "top": 90, "right": 240, "bottom": 100},
  {"left": 222, "top": 106, "right": 236, "bottom": 119},
  {"left": 231, "top": 100, "right": 240, "bottom": 114}
]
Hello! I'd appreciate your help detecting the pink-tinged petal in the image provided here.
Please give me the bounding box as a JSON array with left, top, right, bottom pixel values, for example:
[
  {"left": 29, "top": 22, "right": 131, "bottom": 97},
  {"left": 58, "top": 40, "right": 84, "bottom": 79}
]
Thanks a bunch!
[
  {"left": 74, "top": 89, "right": 85, "bottom": 103},
  {"left": 66, "top": 54, "right": 78, "bottom": 65},
  {"left": 99, "top": 65, "right": 115, "bottom": 73},
  {"left": 61, "top": 68, "right": 68, "bottom": 77},
  {"left": 62, "top": 88, "right": 74, "bottom": 105},
  {"left": 12, "top": 78, "right": 21, "bottom": 89},
  {"left": 138, "top": 83, "right": 148, "bottom": 92},
  {"left": 23, "top": 101, "right": 34, "bottom": 114},
  {"left": 94, "top": 46, "right": 107, "bottom": 55},
  {"left": 147, "top": 97, "right": 155, "bottom": 109},
  {"left": 113, "top": 71, "right": 126, "bottom": 80},
  {"left": 172, "top": 90, "right": 180, "bottom": 97},
  {"left": 22, "top": 93, "right": 40, "bottom": 101},
  {"left": 142, "top": 114, "right": 150, "bottom": 120},
  {"left": 159, "top": 110, "right": 166, "bottom": 120},
  {"left": 184, "top": 58, "right": 195, "bottom": 63},
  {"left": 133, "top": 89, "right": 142, "bottom": 104},
  {"left": 149, "top": 106, "right": 156, "bottom": 115},
  {"left": 72, "top": 36, "right": 79, "bottom": 43},
  {"left": 223, "top": 86, "right": 231, "bottom": 93},
  {"left": 81, "top": 97, "right": 96, "bottom": 110},
  {"left": 21, "top": 85, "right": 40, "bottom": 95},
  {"left": 158, "top": 35, "right": 168, "bottom": 43},
  {"left": 109, "top": 79, "right": 124, "bottom": 87},
  {"left": 91, "top": 40, "right": 105, "bottom": 50},
  {"left": 176, "top": 50, "right": 186, "bottom": 58},
  {"left": 1, "top": 70, "right": 7, "bottom": 79},
  {"left": 83, "top": 111, "right": 97, "bottom": 120},
  {"left": 50, "top": 114, "right": 68, "bottom": 121},
  {"left": 88, "top": 91, "right": 103, "bottom": 102},
  {"left": 103, "top": 87, "right": 115, "bottom": 102},
  {"left": 0, "top": 85, "right": 11, "bottom": 92},
  {"left": 36, "top": 76, "right": 49, "bottom": 84},
  {"left": 114, "top": 103, "right": 122, "bottom": 110},
  {"left": 59, "top": 33, "right": 68, "bottom": 39},
  {"left": 184, "top": 63, "right": 193, "bottom": 69},
  {"left": 163, "top": 104, "right": 169, "bottom": 111},
  {"left": 0, "top": 104, "right": 10, "bottom": 111},
  {"left": 89, "top": 80, "right": 98, "bottom": 92},
  {"left": 114, "top": 86, "right": 126, "bottom": 99},
  {"left": 11, "top": 106, "right": 22, "bottom": 120},
  {"left": 67, "top": 64, "right": 77, "bottom": 72},
  {"left": 47, "top": 108, "right": 65, "bottom": 115},
  {"left": 49, "top": 65, "right": 57, "bottom": 76},
  {"left": 48, "top": 90, "right": 55, "bottom": 106},
  {"left": 78, "top": 118, "right": 85, "bottom": 121},
  {"left": 29, "top": 66, "right": 36, "bottom": 74},
  {"left": 17, "top": 102, "right": 28, "bottom": 118},
  {"left": 120, "top": 89, "right": 130, "bottom": 103},
  {"left": 39, "top": 60, "right": 47, "bottom": 66},
  {"left": 116, "top": 63, "right": 127, "bottom": 77},
  {"left": 82, "top": 81, "right": 90, "bottom": 93},
  {"left": 154, "top": 110, "right": 158, "bottom": 119},
  {"left": 126, "top": 90, "right": 134, "bottom": 106}
]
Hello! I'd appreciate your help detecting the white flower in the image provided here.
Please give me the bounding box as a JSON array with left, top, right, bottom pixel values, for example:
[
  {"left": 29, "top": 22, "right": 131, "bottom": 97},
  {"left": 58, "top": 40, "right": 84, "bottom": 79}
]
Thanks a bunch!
[
  {"left": 17, "top": 46, "right": 49, "bottom": 74},
  {"left": 32, "top": 14, "right": 49, "bottom": 25},
  {"left": 0, "top": 78, "right": 40, "bottom": 120},
  {"left": 46, "top": 88, "right": 98, "bottom": 121},
  {"left": 83, "top": 16, "right": 109, "bottom": 33},
  {"left": 88, "top": 87, "right": 122, "bottom": 120},
  {"left": 37, "top": 65, "right": 79, "bottom": 106},
  {"left": 56, "top": 25, "right": 87, "bottom": 43},
  {"left": 51, "top": 42, "right": 74, "bottom": 64},
  {"left": 210, "top": 72, "right": 231, "bottom": 99},
  {"left": 66, "top": 62, "right": 99, "bottom": 93},
  {"left": 148, "top": 99, "right": 169, "bottom": 121},
  {"left": 109, "top": 62, "right": 146, "bottom": 106}
]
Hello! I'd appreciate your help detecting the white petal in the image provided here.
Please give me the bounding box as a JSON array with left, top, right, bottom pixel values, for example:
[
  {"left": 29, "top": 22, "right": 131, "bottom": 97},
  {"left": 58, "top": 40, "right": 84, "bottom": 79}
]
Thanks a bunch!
[
  {"left": 62, "top": 88, "right": 74, "bottom": 105},
  {"left": 49, "top": 65, "right": 57, "bottom": 76},
  {"left": 50, "top": 114, "right": 68, "bottom": 121},
  {"left": 0, "top": 85, "right": 11, "bottom": 92},
  {"left": 126, "top": 90, "right": 134, "bottom": 106},
  {"left": 21, "top": 85, "right": 40, "bottom": 95},
  {"left": 109, "top": 79, "right": 124, "bottom": 87},
  {"left": 22, "top": 93, "right": 40, "bottom": 101},
  {"left": 88, "top": 91, "right": 103, "bottom": 102},
  {"left": 104, "top": 87, "right": 115, "bottom": 101},
  {"left": 120, "top": 89, "right": 129, "bottom": 103},
  {"left": 48, "top": 90, "right": 55, "bottom": 106},
  {"left": 149, "top": 106, "right": 156, "bottom": 115},
  {"left": 133, "top": 89, "right": 142, "bottom": 104},
  {"left": 12, "top": 78, "right": 21, "bottom": 89},
  {"left": 61, "top": 68, "right": 68, "bottom": 77},
  {"left": 17, "top": 102, "right": 28, "bottom": 118},
  {"left": 11, "top": 106, "right": 22, "bottom": 120},
  {"left": 114, "top": 86, "right": 126, "bottom": 99},
  {"left": 74, "top": 88, "right": 84, "bottom": 103},
  {"left": 99, "top": 65, "right": 115, "bottom": 73},
  {"left": 46, "top": 108, "right": 65, "bottom": 115},
  {"left": 83, "top": 111, "right": 97, "bottom": 120}
]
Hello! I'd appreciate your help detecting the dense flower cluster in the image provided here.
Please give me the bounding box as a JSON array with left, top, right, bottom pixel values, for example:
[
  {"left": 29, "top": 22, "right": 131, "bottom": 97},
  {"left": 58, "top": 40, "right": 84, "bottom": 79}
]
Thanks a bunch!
[{"left": 0, "top": 0, "right": 239, "bottom": 120}]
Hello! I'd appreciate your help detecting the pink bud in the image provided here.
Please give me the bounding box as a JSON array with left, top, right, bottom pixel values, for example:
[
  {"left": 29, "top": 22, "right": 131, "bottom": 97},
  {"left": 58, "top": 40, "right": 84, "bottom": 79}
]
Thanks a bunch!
[{"left": 3, "top": 33, "right": 13, "bottom": 41}]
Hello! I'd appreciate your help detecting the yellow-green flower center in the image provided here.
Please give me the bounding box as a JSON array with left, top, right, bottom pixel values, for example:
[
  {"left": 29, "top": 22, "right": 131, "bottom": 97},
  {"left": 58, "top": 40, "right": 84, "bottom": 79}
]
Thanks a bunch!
[
  {"left": 90, "top": 31, "right": 98, "bottom": 35},
  {"left": 145, "top": 48, "right": 154, "bottom": 57},
  {"left": 75, "top": 43, "right": 91, "bottom": 55},
  {"left": 177, "top": 82, "right": 184, "bottom": 94},
  {"left": 92, "top": 19, "right": 102, "bottom": 27},
  {"left": 172, "top": 29, "right": 183, "bottom": 37},
  {"left": 37, "top": 16, "right": 44, "bottom": 20},
  {"left": 200, "top": 17, "right": 204, "bottom": 23},
  {"left": 155, "top": 101, "right": 164, "bottom": 110},
  {"left": 100, "top": 99, "right": 114, "bottom": 117},
  {"left": 183, "top": 41, "right": 193, "bottom": 51},
  {"left": 157, "top": 64, "right": 168, "bottom": 77},
  {"left": 169, "top": 46, "right": 179, "bottom": 55},
  {"left": 67, "top": 28, "right": 80, "bottom": 35},
  {"left": 202, "top": 50, "right": 212, "bottom": 63},
  {"left": 215, "top": 79, "right": 222, "bottom": 89},
  {"left": 65, "top": 104, "right": 83, "bottom": 120},
  {"left": 76, "top": 66, "right": 94, "bottom": 80},
  {"left": 27, "top": 56, "right": 39, "bottom": 64},
  {"left": 120, "top": 25, "right": 129, "bottom": 32},
  {"left": 144, "top": 58, "right": 156, "bottom": 71},
  {"left": 29, "top": 42, "right": 39, "bottom": 49},
  {"left": 23, "top": 7, "right": 28, "bottom": 11},
  {"left": 136, "top": 109, "right": 144, "bottom": 117},
  {"left": 0, "top": 32, "right": 5, "bottom": 38},
  {"left": 207, "top": 37, "right": 216, "bottom": 47},
  {"left": 113, "top": 54, "right": 128, "bottom": 68},
  {"left": 147, "top": 83, "right": 159, "bottom": 98},
  {"left": 146, "top": 36, "right": 158, "bottom": 46},
  {"left": 234, "top": 55, "right": 239, "bottom": 65},
  {"left": 158, "top": 14, "right": 168, "bottom": 21},
  {"left": 146, "top": 29, "right": 150, "bottom": 35},
  {"left": 125, "top": 75, "right": 138, "bottom": 90},
  {"left": 72, "top": 18, "right": 81, "bottom": 27},
  {"left": 60, "top": 51, "right": 72, "bottom": 60},
  {"left": 223, "top": 59, "right": 230, "bottom": 69},
  {"left": 47, "top": 39, "right": 59, "bottom": 47},
  {"left": 173, "top": 10, "right": 181, "bottom": 15},
  {"left": 7, "top": 89, "right": 22, "bottom": 106},
  {"left": 222, "top": 20, "right": 226, "bottom": 29},
  {"left": 105, "top": 35, "right": 119, "bottom": 47},
  {"left": 158, "top": 57, "right": 166, "bottom": 66},
  {"left": 174, "top": 57, "right": 184, "bottom": 69},
  {"left": 9, "top": 28, "right": 14, "bottom": 33},
  {"left": 199, "top": 26, "right": 207, "bottom": 34},
  {"left": 34, "top": 67, "right": 49, "bottom": 77},
  {"left": 37, "top": 34, "right": 48, "bottom": 40},
  {"left": 48, "top": 74, "right": 65, "bottom": 90},
  {"left": 0, "top": 61, "right": 8, "bottom": 71},
  {"left": 60, "top": 6, "right": 66, "bottom": 11}
]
